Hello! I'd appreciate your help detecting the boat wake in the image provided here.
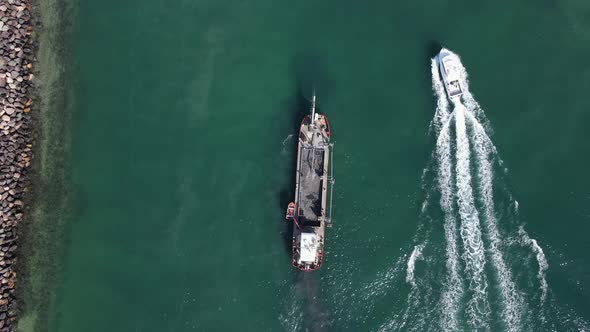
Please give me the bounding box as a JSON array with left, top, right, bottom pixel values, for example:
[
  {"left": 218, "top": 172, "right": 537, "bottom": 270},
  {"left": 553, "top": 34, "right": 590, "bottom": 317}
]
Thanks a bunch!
[
  {"left": 281, "top": 134, "right": 294, "bottom": 154},
  {"left": 371, "top": 49, "right": 589, "bottom": 332},
  {"left": 279, "top": 49, "right": 589, "bottom": 332},
  {"left": 405, "top": 244, "right": 424, "bottom": 287}
]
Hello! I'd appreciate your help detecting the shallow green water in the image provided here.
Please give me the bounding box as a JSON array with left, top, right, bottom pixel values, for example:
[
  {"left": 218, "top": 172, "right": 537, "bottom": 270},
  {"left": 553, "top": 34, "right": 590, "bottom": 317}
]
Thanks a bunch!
[{"left": 19, "top": 0, "right": 590, "bottom": 331}]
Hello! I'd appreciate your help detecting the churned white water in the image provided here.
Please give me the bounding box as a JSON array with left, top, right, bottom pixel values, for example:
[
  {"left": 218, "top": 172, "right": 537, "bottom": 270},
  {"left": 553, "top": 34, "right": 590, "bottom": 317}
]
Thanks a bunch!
[
  {"left": 467, "top": 109, "right": 524, "bottom": 331},
  {"left": 454, "top": 104, "right": 490, "bottom": 329},
  {"left": 519, "top": 226, "right": 549, "bottom": 303},
  {"left": 406, "top": 244, "right": 424, "bottom": 286},
  {"left": 372, "top": 48, "right": 584, "bottom": 332},
  {"left": 432, "top": 64, "right": 463, "bottom": 331}
]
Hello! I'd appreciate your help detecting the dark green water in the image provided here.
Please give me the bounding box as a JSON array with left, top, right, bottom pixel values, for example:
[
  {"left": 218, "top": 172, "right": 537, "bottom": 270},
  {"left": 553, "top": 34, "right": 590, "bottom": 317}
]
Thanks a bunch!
[{"left": 17, "top": 0, "right": 590, "bottom": 331}]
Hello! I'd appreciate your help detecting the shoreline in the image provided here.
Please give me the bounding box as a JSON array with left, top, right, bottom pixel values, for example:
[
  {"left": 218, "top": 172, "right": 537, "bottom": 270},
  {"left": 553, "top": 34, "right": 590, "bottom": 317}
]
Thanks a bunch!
[
  {"left": 0, "top": 0, "right": 73, "bottom": 330},
  {"left": 0, "top": 0, "right": 35, "bottom": 330},
  {"left": 15, "top": 0, "right": 74, "bottom": 330}
]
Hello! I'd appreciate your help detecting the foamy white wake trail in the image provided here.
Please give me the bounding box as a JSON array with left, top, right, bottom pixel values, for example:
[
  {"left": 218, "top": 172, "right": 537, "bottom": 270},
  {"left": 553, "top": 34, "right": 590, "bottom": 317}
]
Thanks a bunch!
[
  {"left": 431, "top": 54, "right": 464, "bottom": 331},
  {"left": 436, "top": 120, "right": 463, "bottom": 331},
  {"left": 406, "top": 245, "right": 424, "bottom": 286},
  {"left": 519, "top": 226, "right": 549, "bottom": 303},
  {"left": 454, "top": 104, "right": 490, "bottom": 329},
  {"left": 450, "top": 50, "right": 489, "bottom": 128},
  {"left": 468, "top": 111, "right": 524, "bottom": 331}
]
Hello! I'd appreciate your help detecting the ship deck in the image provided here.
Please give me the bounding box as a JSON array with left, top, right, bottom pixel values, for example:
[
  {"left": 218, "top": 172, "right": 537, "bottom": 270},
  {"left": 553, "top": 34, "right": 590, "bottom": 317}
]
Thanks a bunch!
[
  {"left": 297, "top": 146, "right": 324, "bottom": 226},
  {"left": 290, "top": 111, "right": 332, "bottom": 270},
  {"left": 295, "top": 115, "right": 330, "bottom": 229}
]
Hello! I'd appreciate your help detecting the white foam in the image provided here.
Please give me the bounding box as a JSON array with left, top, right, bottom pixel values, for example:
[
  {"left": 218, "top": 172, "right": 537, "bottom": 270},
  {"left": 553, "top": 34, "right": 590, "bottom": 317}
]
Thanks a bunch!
[
  {"left": 420, "top": 199, "right": 428, "bottom": 214},
  {"left": 519, "top": 226, "right": 549, "bottom": 303},
  {"left": 454, "top": 104, "right": 490, "bottom": 329},
  {"left": 281, "top": 134, "right": 294, "bottom": 154},
  {"left": 468, "top": 111, "right": 524, "bottom": 331},
  {"left": 435, "top": 118, "right": 463, "bottom": 331},
  {"left": 444, "top": 49, "right": 488, "bottom": 126},
  {"left": 433, "top": 63, "right": 463, "bottom": 329},
  {"left": 406, "top": 244, "right": 424, "bottom": 286}
]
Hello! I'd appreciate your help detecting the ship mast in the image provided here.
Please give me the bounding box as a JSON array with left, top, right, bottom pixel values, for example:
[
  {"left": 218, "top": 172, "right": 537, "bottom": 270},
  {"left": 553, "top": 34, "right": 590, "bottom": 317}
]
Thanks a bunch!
[
  {"left": 310, "top": 92, "right": 316, "bottom": 122},
  {"left": 309, "top": 92, "right": 317, "bottom": 169}
]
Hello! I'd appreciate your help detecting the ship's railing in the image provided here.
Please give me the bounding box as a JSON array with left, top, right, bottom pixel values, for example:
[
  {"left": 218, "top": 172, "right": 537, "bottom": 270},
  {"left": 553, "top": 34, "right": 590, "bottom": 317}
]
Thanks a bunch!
[{"left": 325, "top": 143, "right": 335, "bottom": 227}]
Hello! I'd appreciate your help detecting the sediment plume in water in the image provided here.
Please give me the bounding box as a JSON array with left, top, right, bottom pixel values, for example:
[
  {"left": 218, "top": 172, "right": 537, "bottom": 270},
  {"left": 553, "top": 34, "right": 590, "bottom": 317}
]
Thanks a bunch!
[{"left": 280, "top": 273, "right": 331, "bottom": 332}]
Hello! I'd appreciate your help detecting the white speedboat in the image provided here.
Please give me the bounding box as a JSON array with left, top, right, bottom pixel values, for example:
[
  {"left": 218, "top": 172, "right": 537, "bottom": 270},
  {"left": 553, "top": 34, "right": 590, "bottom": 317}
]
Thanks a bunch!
[{"left": 437, "top": 48, "right": 463, "bottom": 100}]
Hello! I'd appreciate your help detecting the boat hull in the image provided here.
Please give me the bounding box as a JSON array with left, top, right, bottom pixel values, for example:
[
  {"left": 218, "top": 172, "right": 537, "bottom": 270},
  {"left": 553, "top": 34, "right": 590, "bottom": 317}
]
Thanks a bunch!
[
  {"left": 437, "top": 48, "right": 464, "bottom": 100},
  {"left": 286, "top": 112, "right": 332, "bottom": 271}
]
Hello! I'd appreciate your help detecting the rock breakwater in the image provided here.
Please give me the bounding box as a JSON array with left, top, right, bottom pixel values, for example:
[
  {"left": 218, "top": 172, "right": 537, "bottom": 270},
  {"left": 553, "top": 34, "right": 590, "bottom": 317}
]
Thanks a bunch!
[{"left": 0, "top": 0, "right": 33, "bottom": 330}]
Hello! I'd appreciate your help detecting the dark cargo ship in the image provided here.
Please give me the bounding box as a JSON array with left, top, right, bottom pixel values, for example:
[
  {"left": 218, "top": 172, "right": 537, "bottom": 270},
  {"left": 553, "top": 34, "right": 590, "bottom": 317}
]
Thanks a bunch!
[{"left": 285, "top": 94, "right": 334, "bottom": 271}]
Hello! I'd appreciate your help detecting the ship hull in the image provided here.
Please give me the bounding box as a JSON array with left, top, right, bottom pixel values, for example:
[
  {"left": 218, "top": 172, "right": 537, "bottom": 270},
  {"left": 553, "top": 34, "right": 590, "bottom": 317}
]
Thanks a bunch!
[{"left": 287, "top": 112, "right": 333, "bottom": 271}]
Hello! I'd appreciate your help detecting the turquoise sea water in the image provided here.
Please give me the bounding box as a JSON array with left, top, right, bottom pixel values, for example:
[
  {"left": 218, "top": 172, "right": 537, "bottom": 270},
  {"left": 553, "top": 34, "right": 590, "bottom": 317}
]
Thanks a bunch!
[{"left": 18, "top": 0, "right": 590, "bottom": 331}]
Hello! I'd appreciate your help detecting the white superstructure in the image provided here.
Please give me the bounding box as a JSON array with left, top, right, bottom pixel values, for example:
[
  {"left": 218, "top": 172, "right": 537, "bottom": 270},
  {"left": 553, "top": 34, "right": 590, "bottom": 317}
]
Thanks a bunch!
[
  {"left": 298, "top": 232, "right": 320, "bottom": 263},
  {"left": 437, "top": 48, "right": 463, "bottom": 100}
]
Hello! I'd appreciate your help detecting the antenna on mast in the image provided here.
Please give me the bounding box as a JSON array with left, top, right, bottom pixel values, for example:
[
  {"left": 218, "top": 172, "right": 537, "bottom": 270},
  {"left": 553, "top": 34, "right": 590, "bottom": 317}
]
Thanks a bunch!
[{"left": 311, "top": 88, "right": 316, "bottom": 122}]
